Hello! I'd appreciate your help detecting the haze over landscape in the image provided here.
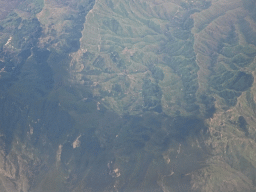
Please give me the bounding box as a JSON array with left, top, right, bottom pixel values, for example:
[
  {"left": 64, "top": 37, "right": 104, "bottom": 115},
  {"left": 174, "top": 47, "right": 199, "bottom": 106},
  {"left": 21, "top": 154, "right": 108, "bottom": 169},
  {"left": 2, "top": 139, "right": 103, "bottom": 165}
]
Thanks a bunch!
[{"left": 0, "top": 0, "right": 256, "bottom": 191}]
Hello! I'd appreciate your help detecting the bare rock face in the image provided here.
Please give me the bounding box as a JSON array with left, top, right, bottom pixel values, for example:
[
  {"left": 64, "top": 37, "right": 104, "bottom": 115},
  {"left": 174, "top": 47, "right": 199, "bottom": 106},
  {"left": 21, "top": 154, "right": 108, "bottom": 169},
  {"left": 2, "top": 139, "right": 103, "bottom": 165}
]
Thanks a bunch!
[
  {"left": 0, "top": 0, "right": 256, "bottom": 191},
  {"left": 0, "top": 140, "right": 42, "bottom": 192}
]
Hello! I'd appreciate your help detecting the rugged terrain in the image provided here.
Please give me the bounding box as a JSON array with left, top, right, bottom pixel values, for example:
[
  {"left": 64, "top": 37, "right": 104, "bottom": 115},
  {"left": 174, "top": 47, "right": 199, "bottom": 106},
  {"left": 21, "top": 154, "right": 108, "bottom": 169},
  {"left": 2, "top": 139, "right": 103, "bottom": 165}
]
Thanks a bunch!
[{"left": 0, "top": 0, "right": 256, "bottom": 191}]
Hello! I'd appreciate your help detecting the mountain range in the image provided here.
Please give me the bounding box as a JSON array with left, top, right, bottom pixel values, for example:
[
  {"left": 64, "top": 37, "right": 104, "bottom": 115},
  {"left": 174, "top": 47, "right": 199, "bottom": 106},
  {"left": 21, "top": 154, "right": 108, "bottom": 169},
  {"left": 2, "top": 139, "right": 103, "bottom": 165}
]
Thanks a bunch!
[{"left": 0, "top": 0, "right": 256, "bottom": 191}]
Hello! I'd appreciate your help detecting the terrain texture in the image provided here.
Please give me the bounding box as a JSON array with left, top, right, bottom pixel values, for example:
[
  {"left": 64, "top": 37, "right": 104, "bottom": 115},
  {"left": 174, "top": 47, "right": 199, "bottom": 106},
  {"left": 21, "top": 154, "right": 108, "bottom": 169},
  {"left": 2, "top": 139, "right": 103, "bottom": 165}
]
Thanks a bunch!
[{"left": 0, "top": 0, "right": 256, "bottom": 191}]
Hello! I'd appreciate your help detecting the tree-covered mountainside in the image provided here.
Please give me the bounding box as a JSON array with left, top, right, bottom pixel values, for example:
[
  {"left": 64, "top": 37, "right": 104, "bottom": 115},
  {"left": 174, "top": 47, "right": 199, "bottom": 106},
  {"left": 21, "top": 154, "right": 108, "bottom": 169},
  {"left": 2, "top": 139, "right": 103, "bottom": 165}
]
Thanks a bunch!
[{"left": 0, "top": 0, "right": 256, "bottom": 191}]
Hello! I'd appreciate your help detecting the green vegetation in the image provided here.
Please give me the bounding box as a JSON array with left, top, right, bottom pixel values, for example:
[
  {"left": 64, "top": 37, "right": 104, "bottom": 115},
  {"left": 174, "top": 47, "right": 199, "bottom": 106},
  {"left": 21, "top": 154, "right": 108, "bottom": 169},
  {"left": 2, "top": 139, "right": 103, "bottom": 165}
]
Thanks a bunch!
[
  {"left": 93, "top": 56, "right": 106, "bottom": 68},
  {"left": 165, "top": 56, "right": 199, "bottom": 111},
  {"left": 209, "top": 20, "right": 255, "bottom": 107},
  {"left": 18, "top": 0, "right": 44, "bottom": 15},
  {"left": 82, "top": 51, "right": 95, "bottom": 61},
  {"left": 221, "top": 45, "right": 256, "bottom": 58},
  {"left": 210, "top": 69, "right": 253, "bottom": 106},
  {"left": 59, "top": 2, "right": 95, "bottom": 53},
  {"left": 146, "top": 64, "right": 164, "bottom": 82},
  {"left": 142, "top": 79, "right": 162, "bottom": 112},
  {"left": 12, "top": 18, "right": 42, "bottom": 49},
  {"left": 0, "top": 12, "right": 21, "bottom": 31},
  {"left": 172, "top": 28, "right": 191, "bottom": 40},
  {"left": 238, "top": 116, "right": 249, "bottom": 135},
  {"left": 103, "top": 18, "right": 120, "bottom": 34},
  {"left": 239, "top": 18, "right": 256, "bottom": 46}
]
